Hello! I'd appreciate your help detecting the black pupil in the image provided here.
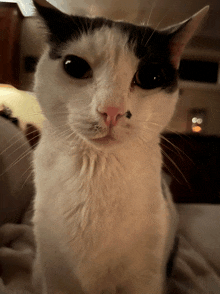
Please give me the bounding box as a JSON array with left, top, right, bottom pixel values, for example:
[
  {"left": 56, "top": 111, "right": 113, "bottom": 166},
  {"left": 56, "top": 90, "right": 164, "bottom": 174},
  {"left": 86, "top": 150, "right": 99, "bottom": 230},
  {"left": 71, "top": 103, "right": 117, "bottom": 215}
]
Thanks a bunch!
[
  {"left": 135, "top": 64, "right": 164, "bottom": 90},
  {"left": 64, "top": 55, "right": 92, "bottom": 79}
]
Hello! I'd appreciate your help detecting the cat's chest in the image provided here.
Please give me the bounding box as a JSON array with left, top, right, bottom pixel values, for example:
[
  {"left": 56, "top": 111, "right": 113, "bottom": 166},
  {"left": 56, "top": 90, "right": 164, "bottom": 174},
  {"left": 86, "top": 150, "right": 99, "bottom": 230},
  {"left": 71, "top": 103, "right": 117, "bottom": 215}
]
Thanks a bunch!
[
  {"left": 34, "top": 135, "right": 162, "bottom": 207},
  {"left": 34, "top": 137, "right": 163, "bottom": 231},
  {"left": 34, "top": 135, "right": 166, "bottom": 243}
]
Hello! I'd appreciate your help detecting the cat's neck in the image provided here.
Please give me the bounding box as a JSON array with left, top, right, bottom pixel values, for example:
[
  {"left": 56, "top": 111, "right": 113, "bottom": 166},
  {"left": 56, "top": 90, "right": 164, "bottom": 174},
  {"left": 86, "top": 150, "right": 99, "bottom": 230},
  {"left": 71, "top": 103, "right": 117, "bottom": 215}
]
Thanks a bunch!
[
  {"left": 40, "top": 120, "right": 163, "bottom": 213},
  {"left": 43, "top": 120, "right": 162, "bottom": 176},
  {"left": 37, "top": 120, "right": 165, "bottom": 237}
]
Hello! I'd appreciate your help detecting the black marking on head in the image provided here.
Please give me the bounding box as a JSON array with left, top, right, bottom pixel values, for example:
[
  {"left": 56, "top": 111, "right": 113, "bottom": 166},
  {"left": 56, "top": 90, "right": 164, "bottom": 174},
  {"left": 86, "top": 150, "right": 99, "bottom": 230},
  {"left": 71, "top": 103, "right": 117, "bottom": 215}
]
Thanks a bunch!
[
  {"left": 34, "top": 1, "right": 113, "bottom": 59},
  {"left": 48, "top": 47, "right": 62, "bottom": 59},
  {"left": 46, "top": 16, "right": 113, "bottom": 60},
  {"left": 34, "top": 1, "right": 178, "bottom": 92},
  {"left": 35, "top": 2, "right": 89, "bottom": 44},
  {"left": 136, "top": 58, "right": 178, "bottom": 93},
  {"left": 118, "top": 22, "right": 179, "bottom": 93}
]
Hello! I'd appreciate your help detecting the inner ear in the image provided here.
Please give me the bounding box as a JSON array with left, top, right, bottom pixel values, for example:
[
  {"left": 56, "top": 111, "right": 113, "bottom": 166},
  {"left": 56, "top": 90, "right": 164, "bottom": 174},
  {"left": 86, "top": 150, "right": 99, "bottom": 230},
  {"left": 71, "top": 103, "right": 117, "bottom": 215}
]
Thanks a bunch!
[{"left": 162, "top": 6, "right": 209, "bottom": 69}]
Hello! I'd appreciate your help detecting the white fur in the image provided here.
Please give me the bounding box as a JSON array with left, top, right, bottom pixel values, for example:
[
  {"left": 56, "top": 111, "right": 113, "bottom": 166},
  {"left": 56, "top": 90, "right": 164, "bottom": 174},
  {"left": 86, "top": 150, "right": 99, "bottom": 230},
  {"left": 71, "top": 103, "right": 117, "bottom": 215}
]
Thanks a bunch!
[{"left": 33, "top": 27, "right": 179, "bottom": 294}]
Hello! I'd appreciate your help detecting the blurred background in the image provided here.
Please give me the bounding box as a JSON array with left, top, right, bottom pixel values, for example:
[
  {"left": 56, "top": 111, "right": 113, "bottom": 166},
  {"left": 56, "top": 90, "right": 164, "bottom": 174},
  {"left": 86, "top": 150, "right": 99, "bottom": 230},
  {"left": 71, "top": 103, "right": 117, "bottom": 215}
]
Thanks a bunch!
[{"left": 0, "top": 0, "right": 220, "bottom": 202}]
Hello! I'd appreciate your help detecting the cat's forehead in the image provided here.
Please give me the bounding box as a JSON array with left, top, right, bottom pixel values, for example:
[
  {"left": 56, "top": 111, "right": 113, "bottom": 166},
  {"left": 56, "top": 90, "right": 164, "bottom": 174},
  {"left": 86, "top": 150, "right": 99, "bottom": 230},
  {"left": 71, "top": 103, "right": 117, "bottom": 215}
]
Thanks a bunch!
[
  {"left": 47, "top": 14, "right": 169, "bottom": 63},
  {"left": 63, "top": 26, "right": 137, "bottom": 66}
]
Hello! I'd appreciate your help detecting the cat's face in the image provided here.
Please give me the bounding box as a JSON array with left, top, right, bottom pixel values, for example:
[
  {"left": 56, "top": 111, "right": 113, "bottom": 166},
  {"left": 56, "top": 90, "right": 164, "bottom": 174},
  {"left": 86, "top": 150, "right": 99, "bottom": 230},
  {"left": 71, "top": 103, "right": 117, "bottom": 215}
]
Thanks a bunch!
[{"left": 34, "top": 2, "right": 208, "bottom": 149}]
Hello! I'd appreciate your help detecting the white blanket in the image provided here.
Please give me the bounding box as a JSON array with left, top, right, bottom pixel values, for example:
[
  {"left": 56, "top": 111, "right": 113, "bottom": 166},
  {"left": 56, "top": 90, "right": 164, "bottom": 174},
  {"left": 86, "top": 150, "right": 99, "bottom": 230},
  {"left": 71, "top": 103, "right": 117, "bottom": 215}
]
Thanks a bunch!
[{"left": 1, "top": 205, "right": 220, "bottom": 293}]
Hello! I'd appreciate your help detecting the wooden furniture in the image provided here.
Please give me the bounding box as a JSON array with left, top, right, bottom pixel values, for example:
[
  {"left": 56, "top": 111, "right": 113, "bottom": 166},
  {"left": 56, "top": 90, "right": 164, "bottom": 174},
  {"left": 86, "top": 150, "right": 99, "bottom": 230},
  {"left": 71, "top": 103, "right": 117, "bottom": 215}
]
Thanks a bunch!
[{"left": 0, "top": 3, "right": 23, "bottom": 87}]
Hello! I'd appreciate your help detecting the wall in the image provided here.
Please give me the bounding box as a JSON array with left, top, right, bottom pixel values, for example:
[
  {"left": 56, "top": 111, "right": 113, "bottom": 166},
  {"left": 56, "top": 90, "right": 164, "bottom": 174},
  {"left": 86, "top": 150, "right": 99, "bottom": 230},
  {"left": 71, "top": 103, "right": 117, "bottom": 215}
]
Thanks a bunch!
[{"left": 19, "top": 17, "right": 46, "bottom": 91}]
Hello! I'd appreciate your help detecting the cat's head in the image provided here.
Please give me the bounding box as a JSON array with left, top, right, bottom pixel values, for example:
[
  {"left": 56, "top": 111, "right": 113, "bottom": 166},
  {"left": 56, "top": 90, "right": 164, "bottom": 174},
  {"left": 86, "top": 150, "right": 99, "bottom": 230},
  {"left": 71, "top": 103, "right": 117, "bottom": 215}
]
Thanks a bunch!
[{"left": 34, "top": 1, "right": 208, "bottom": 150}]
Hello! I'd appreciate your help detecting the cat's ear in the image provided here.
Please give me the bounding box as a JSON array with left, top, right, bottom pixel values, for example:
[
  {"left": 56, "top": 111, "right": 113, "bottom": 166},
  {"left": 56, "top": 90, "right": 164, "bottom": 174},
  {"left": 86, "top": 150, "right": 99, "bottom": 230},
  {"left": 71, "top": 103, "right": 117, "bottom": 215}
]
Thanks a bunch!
[
  {"left": 163, "top": 6, "right": 209, "bottom": 68},
  {"left": 33, "top": 0, "right": 76, "bottom": 44}
]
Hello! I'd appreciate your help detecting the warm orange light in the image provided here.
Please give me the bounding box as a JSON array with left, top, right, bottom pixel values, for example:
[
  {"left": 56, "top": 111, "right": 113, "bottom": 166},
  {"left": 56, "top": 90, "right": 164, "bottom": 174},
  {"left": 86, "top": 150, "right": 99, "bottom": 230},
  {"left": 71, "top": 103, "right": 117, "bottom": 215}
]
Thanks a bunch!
[
  {"left": 192, "top": 125, "right": 202, "bottom": 133},
  {"left": 0, "top": 84, "right": 14, "bottom": 88}
]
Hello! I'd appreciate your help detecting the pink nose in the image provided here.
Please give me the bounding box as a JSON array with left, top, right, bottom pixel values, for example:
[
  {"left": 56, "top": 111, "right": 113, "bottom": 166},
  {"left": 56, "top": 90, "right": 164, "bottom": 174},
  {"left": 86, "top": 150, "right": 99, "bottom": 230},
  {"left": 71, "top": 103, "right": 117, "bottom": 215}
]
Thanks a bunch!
[{"left": 99, "top": 106, "right": 123, "bottom": 126}]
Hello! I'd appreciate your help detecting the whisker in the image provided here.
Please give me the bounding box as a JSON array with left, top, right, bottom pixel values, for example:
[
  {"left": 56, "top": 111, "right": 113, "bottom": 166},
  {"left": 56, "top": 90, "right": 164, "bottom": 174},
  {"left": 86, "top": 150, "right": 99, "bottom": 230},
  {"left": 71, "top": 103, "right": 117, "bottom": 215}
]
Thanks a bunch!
[
  {"left": 132, "top": 119, "right": 191, "bottom": 142},
  {"left": 135, "top": 124, "right": 192, "bottom": 189},
  {"left": 144, "top": 6, "right": 173, "bottom": 47},
  {"left": 160, "top": 141, "right": 193, "bottom": 172},
  {"left": 0, "top": 149, "right": 32, "bottom": 178},
  {"left": 0, "top": 128, "right": 35, "bottom": 156},
  {"left": 138, "top": 124, "right": 161, "bottom": 133},
  {"left": 138, "top": 123, "right": 194, "bottom": 163},
  {"left": 1, "top": 138, "right": 41, "bottom": 180},
  {"left": 0, "top": 133, "right": 26, "bottom": 156},
  {"left": 160, "top": 135, "right": 194, "bottom": 164},
  {"left": 29, "top": 139, "right": 40, "bottom": 149},
  {"left": 146, "top": 0, "right": 159, "bottom": 27},
  {"left": 20, "top": 167, "right": 34, "bottom": 190},
  {"left": 162, "top": 161, "right": 182, "bottom": 185},
  {"left": 131, "top": 117, "right": 161, "bottom": 126},
  {"left": 4, "top": 130, "right": 40, "bottom": 158},
  {"left": 164, "top": 126, "right": 191, "bottom": 139},
  {"left": 161, "top": 149, "right": 191, "bottom": 189},
  {"left": 146, "top": 121, "right": 161, "bottom": 127}
]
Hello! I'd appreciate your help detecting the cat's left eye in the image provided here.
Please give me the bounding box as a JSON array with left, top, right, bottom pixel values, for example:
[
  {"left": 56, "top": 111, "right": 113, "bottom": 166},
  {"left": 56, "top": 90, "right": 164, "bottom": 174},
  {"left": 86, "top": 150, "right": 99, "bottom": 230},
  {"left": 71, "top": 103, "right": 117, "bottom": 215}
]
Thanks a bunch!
[
  {"left": 63, "top": 55, "right": 92, "bottom": 79},
  {"left": 133, "top": 64, "right": 166, "bottom": 90}
]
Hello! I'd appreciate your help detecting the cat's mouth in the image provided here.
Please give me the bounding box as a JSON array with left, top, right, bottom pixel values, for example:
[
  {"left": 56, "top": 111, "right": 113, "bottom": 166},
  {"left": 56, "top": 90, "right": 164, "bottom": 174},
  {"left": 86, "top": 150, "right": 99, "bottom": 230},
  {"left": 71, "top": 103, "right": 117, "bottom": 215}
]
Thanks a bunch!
[
  {"left": 91, "top": 133, "right": 117, "bottom": 144},
  {"left": 90, "top": 127, "right": 119, "bottom": 145}
]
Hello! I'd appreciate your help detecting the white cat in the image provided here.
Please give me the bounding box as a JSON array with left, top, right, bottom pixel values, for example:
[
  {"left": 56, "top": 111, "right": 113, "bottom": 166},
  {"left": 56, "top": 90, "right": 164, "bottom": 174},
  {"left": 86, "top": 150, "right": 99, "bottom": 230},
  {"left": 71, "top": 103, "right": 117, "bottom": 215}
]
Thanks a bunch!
[{"left": 32, "top": 2, "right": 208, "bottom": 293}]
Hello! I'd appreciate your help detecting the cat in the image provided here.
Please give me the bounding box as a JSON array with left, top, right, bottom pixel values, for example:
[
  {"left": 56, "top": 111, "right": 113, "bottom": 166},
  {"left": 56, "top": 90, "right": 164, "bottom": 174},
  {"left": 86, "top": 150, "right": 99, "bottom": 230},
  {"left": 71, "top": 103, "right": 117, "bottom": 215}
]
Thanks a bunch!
[{"left": 32, "top": 1, "right": 208, "bottom": 293}]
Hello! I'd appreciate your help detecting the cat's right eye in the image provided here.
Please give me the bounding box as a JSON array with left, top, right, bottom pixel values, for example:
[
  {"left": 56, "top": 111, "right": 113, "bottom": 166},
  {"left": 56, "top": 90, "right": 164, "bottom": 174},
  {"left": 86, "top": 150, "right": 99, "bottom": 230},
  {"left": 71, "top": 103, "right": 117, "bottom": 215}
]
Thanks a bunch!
[{"left": 63, "top": 55, "right": 92, "bottom": 79}]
